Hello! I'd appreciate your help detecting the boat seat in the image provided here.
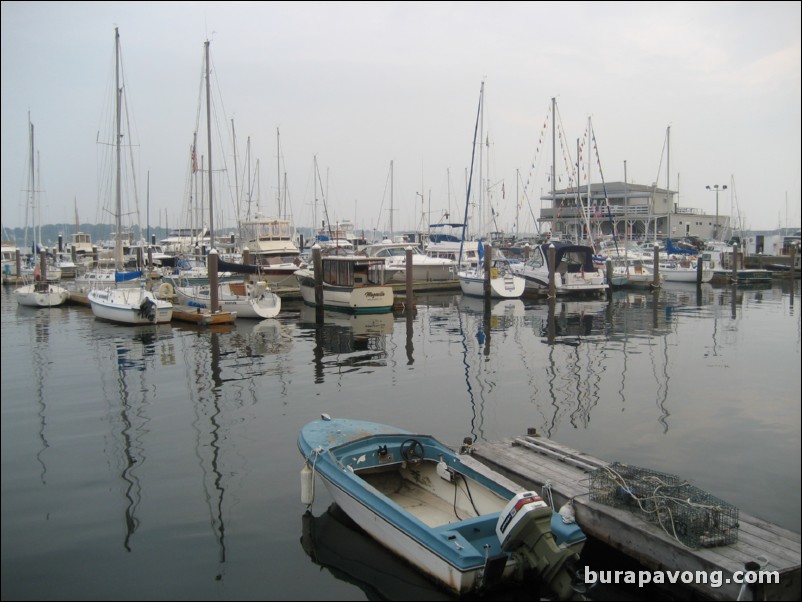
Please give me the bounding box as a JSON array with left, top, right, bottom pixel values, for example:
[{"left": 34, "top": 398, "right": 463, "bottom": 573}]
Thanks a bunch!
[{"left": 433, "top": 512, "right": 500, "bottom": 533}]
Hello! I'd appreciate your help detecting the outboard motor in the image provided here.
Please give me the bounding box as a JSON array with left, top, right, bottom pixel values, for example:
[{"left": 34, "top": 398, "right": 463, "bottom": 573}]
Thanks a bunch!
[
  {"left": 496, "top": 492, "right": 585, "bottom": 600},
  {"left": 139, "top": 297, "right": 157, "bottom": 322}
]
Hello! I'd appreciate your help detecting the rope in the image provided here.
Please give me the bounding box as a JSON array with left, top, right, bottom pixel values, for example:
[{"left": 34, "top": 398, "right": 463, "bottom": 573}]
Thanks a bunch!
[{"left": 303, "top": 447, "right": 323, "bottom": 508}]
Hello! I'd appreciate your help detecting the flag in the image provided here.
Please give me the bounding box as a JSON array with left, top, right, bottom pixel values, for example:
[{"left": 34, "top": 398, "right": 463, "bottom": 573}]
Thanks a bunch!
[
  {"left": 191, "top": 147, "right": 198, "bottom": 173},
  {"left": 502, "top": 182, "right": 505, "bottom": 198}
]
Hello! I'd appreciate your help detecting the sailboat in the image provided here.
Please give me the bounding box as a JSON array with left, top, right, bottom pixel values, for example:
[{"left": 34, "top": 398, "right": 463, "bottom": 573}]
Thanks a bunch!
[
  {"left": 87, "top": 28, "right": 172, "bottom": 325},
  {"left": 14, "top": 114, "right": 70, "bottom": 308},
  {"left": 169, "top": 38, "right": 280, "bottom": 321},
  {"left": 650, "top": 127, "right": 712, "bottom": 283},
  {"left": 457, "top": 82, "right": 525, "bottom": 299}
]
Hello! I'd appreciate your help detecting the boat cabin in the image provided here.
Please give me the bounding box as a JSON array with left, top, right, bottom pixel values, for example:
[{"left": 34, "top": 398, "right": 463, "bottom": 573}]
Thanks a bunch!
[{"left": 322, "top": 257, "right": 388, "bottom": 287}]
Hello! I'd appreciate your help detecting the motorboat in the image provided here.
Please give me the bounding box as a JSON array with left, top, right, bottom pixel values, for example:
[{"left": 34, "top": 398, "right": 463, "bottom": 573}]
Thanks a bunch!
[
  {"left": 294, "top": 256, "right": 394, "bottom": 314},
  {"left": 298, "top": 416, "right": 586, "bottom": 599},
  {"left": 512, "top": 242, "right": 608, "bottom": 296}
]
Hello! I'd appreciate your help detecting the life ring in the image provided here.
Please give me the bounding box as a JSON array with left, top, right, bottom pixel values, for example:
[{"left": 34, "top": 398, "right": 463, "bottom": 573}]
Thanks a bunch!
[{"left": 158, "top": 282, "right": 174, "bottom": 299}]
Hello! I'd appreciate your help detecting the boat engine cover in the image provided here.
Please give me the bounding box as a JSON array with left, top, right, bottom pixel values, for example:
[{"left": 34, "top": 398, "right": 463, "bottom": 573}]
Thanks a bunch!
[{"left": 495, "top": 491, "right": 552, "bottom": 551}]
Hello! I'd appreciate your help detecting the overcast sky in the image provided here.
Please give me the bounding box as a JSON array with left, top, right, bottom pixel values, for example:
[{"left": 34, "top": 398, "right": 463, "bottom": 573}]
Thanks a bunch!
[{"left": 2, "top": 1, "right": 800, "bottom": 239}]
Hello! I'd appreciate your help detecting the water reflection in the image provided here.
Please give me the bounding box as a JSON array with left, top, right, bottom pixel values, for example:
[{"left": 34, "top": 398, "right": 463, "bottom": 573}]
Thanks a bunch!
[
  {"left": 298, "top": 305, "right": 393, "bottom": 383},
  {"left": 106, "top": 324, "right": 174, "bottom": 551},
  {"left": 28, "top": 310, "right": 57, "bottom": 483},
  {"left": 176, "top": 330, "right": 229, "bottom": 579},
  {"left": 301, "top": 504, "right": 453, "bottom": 601}
]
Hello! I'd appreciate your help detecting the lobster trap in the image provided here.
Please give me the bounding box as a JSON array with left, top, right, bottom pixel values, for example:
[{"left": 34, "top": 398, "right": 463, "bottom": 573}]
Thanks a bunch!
[{"left": 589, "top": 462, "right": 738, "bottom": 548}]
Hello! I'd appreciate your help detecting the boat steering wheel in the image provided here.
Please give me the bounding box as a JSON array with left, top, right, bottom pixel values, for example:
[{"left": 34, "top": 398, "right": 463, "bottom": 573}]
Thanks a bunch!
[{"left": 400, "top": 439, "right": 425, "bottom": 465}]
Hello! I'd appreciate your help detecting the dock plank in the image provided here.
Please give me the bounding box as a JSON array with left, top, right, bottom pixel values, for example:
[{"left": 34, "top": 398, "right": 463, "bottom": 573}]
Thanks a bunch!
[{"left": 471, "top": 437, "right": 800, "bottom": 601}]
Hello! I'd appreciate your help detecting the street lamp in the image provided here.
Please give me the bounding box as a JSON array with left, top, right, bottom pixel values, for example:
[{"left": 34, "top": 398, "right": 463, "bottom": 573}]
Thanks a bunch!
[{"left": 706, "top": 184, "right": 727, "bottom": 240}]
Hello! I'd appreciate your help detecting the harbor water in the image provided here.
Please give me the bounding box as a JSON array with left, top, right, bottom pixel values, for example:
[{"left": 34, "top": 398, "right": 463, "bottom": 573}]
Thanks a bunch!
[{"left": 1, "top": 280, "right": 800, "bottom": 600}]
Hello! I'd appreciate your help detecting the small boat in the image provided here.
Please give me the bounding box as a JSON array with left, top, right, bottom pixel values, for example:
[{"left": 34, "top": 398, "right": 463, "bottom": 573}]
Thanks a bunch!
[
  {"left": 298, "top": 416, "right": 586, "bottom": 599},
  {"left": 168, "top": 278, "right": 281, "bottom": 319},
  {"left": 88, "top": 276, "right": 173, "bottom": 325},
  {"left": 294, "top": 255, "right": 394, "bottom": 314},
  {"left": 14, "top": 278, "right": 69, "bottom": 308},
  {"left": 458, "top": 242, "right": 525, "bottom": 299},
  {"left": 649, "top": 259, "right": 713, "bottom": 283}
]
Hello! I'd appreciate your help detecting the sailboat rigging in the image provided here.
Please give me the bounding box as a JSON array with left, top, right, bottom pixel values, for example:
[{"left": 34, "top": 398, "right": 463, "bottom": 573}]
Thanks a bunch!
[
  {"left": 87, "top": 28, "right": 173, "bottom": 325},
  {"left": 457, "top": 82, "right": 524, "bottom": 299},
  {"left": 14, "top": 113, "right": 70, "bottom": 308}
]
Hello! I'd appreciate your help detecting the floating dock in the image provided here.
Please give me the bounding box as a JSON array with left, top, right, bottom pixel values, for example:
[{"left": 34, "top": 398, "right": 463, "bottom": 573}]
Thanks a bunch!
[{"left": 468, "top": 434, "right": 800, "bottom": 601}]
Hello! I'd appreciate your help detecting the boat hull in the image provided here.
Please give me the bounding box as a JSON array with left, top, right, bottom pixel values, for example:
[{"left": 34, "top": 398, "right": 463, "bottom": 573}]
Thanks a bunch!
[
  {"left": 317, "top": 470, "right": 501, "bottom": 594},
  {"left": 14, "top": 283, "right": 69, "bottom": 307},
  {"left": 171, "top": 281, "right": 281, "bottom": 319},
  {"left": 88, "top": 287, "right": 173, "bottom": 324},
  {"left": 296, "top": 270, "right": 394, "bottom": 314},
  {"left": 458, "top": 271, "right": 525, "bottom": 299}
]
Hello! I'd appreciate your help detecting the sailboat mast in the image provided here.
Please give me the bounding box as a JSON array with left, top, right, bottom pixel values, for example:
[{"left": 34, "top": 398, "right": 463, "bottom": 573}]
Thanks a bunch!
[
  {"left": 231, "top": 118, "right": 240, "bottom": 241},
  {"left": 28, "top": 114, "right": 35, "bottom": 251},
  {"left": 551, "top": 97, "right": 556, "bottom": 200},
  {"left": 205, "top": 39, "right": 214, "bottom": 247},
  {"left": 114, "top": 27, "right": 123, "bottom": 270},
  {"left": 458, "top": 82, "right": 483, "bottom": 267},
  {"left": 666, "top": 126, "right": 671, "bottom": 241},
  {"left": 277, "top": 127, "right": 281, "bottom": 217}
]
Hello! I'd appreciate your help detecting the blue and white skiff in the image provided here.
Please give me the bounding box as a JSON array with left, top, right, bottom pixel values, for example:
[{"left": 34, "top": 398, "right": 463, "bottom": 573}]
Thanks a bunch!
[{"left": 298, "top": 417, "right": 586, "bottom": 598}]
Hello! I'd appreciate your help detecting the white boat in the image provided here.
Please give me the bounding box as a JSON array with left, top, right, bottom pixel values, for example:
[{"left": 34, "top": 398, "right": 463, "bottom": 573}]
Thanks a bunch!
[
  {"left": 294, "top": 255, "right": 394, "bottom": 313},
  {"left": 240, "top": 213, "right": 305, "bottom": 288},
  {"left": 12, "top": 116, "right": 70, "bottom": 307},
  {"left": 607, "top": 257, "right": 662, "bottom": 289},
  {"left": 88, "top": 29, "right": 172, "bottom": 326},
  {"left": 360, "top": 240, "right": 456, "bottom": 282},
  {"left": 89, "top": 281, "right": 172, "bottom": 324},
  {"left": 168, "top": 278, "right": 281, "bottom": 319},
  {"left": 299, "top": 417, "right": 586, "bottom": 598},
  {"left": 159, "top": 227, "right": 211, "bottom": 255},
  {"left": 512, "top": 242, "right": 608, "bottom": 296},
  {"left": 455, "top": 83, "right": 525, "bottom": 300},
  {"left": 649, "top": 259, "right": 713, "bottom": 283},
  {"left": 458, "top": 261, "right": 526, "bottom": 298},
  {"left": 14, "top": 278, "right": 69, "bottom": 308}
]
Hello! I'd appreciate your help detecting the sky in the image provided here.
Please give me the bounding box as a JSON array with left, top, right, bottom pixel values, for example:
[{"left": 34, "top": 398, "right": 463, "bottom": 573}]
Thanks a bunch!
[{"left": 2, "top": 1, "right": 800, "bottom": 240}]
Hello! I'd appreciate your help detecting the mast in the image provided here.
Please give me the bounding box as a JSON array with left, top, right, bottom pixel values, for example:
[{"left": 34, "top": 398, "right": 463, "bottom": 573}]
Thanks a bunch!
[
  {"left": 28, "top": 113, "right": 35, "bottom": 252},
  {"left": 114, "top": 27, "right": 123, "bottom": 270},
  {"left": 666, "top": 126, "right": 671, "bottom": 241},
  {"left": 205, "top": 39, "right": 214, "bottom": 247},
  {"left": 390, "top": 160, "right": 394, "bottom": 238},
  {"left": 551, "top": 97, "right": 556, "bottom": 201},
  {"left": 231, "top": 118, "right": 240, "bottom": 243},
  {"left": 277, "top": 127, "right": 281, "bottom": 217},
  {"left": 458, "top": 81, "right": 483, "bottom": 270}
]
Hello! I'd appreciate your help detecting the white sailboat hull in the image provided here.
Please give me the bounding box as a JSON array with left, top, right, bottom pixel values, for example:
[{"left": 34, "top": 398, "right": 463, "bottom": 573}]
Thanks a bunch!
[
  {"left": 14, "top": 283, "right": 69, "bottom": 307},
  {"left": 171, "top": 281, "right": 281, "bottom": 319},
  {"left": 458, "top": 270, "right": 525, "bottom": 299},
  {"left": 88, "top": 287, "right": 173, "bottom": 325}
]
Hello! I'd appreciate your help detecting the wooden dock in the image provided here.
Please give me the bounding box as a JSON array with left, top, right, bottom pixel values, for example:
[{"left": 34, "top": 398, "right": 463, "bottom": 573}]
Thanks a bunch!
[{"left": 469, "top": 434, "right": 800, "bottom": 601}]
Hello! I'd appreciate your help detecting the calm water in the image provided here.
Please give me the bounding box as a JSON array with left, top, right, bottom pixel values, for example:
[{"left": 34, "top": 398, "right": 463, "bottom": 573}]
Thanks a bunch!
[{"left": 1, "top": 281, "right": 800, "bottom": 601}]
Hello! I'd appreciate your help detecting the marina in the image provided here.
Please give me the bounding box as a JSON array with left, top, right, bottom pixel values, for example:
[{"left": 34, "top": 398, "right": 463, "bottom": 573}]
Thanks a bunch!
[{"left": 1, "top": 278, "right": 799, "bottom": 601}]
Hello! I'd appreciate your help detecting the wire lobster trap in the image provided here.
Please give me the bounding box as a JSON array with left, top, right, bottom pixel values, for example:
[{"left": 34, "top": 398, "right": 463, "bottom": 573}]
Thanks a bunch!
[{"left": 589, "top": 462, "right": 738, "bottom": 548}]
